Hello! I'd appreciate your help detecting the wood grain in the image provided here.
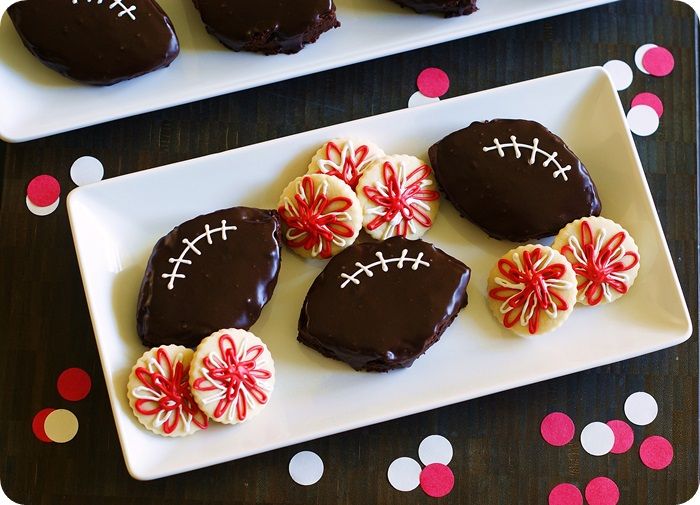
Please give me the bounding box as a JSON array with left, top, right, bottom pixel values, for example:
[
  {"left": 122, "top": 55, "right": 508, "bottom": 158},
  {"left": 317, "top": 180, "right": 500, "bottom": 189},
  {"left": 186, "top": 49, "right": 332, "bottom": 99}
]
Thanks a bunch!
[{"left": 0, "top": 1, "right": 696, "bottom": 503}]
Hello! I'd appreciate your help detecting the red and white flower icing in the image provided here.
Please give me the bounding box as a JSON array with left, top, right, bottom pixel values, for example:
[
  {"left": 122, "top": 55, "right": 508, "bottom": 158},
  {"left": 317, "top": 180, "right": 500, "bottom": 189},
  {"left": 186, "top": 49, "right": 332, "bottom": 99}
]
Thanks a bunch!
[
  {"left": 131, "top": 347, "right": 208, "bottom": 435},
  {"left": 489, "top": 247, "right": 574, "bottom": 334},
  {"left": 313, "top": 140, "right": 377, "bottom": 189},
  {"left": 192, "top": 331, "right": 274, "bottom": 423},
  {"left": 278, "top": 175, "right": 356, "bottom": 259},
  {"left": 362, "top": 160, "right": 440, "bottom": 240},
  {"left": 561, "top": 220, "right": 640, "bottom": 305}
]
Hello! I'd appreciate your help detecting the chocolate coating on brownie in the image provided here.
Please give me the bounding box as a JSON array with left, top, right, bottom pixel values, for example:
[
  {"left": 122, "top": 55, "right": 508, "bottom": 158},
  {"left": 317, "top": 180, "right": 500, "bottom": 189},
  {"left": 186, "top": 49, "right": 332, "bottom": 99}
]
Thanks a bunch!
[
  {"left": 391, "top": 0, "right": 478, "bottom": 17},
  {"left": 298, "top": 237, "right": 470, "bottom": 372},
  {"left": 429, "top": 119, "right": 602, "bottom": 242},
  {"left": 192, "top": 0, "right": 340, "bottom": 55},
  {"left": 9, "top": 0, "right": 180, "bottom": 86},
  {"left": 137, "top": 207, "right": 282, "bottom": 348}
]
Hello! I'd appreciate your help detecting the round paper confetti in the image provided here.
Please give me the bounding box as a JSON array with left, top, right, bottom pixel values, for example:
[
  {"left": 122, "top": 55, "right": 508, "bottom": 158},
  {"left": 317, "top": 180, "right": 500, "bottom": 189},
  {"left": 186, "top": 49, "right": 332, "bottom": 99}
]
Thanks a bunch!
[
  {"left": 580, "top": 422, "right": 615, "bottom": 456},
  {"left": 26, "top": 174, "right": 60, "bottom": 207},
  {"left": 639, "top": 435, "right": 674, "bottom": 470},
  {"left": 624, "top": 391, "right": 658, "bottom": 425},
  {"left": 642, "top": 46, "right": 675, "bottom": 77},
  {"left": 408, "top": 91, "right": 440, "bottom": 108},
  {"left": 602, "top": 60, "right": 633, "bottom": 91},
  {"left": 549, "top": 483, "right": 583, "bottom": 505},
  {"left": 57, "top": 368, "right": 92, "bottom": 401},
  {"left": 541, "top": 412, "right": 575, "bottom": 447},
  {"left": 585, "top": 477, "right": 619, "bottom": 505},
  {"left": 43, "top": 409, "right": 79, "bottom": 443},
  {"left": 289, "top": 451, "right": 324, "bottom": 486},
  {"left": 416, "top": 67, "right": 450, "bottom": 98},
  {"left": 631, "top": 92, "right": 664, "bottom": 118},
  {"left": 419, "top": 463, "right": 454, "bottom": 498},
  {"left": 26, "top": 196, "right": 60, "bottom": 217},
  {"left": 607, "top": 420, "right": 634, "bottom": 454},
  {"left": 418, "top": 434, "right": 453, "bottom": 465},
  {"left": 387, "top": 457, "right": 422, "bottom": 492},
  {"left": 70, "top": 156, "right": 104, "bottom": 186},
  {"left": 627, "top": 105, "right": 660, "bottom": 136},
  {"left": 635, "top": 43, "right": 658, "bottom": 74},
  {"left": 32, "top": 408, "right": 55, "bottom": 443}
]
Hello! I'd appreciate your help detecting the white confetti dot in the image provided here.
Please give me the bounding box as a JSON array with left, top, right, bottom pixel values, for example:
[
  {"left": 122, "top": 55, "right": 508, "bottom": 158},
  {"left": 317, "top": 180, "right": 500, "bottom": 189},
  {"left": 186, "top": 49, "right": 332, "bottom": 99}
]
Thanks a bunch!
[
  {"left": 635, "top": 43, "right": 658, "bottom": 74},
  {"left": 26, "top": 195, "right": 60, "bottom": 216},
  {"left": 603, "top": 60, "right": 634, "bottom": 91},
  {"left": 627, "top": 105, "right": 660, "bottom": 136},
  {"left": 70, "top": 156, "right": 104, "bottom": 186},
  {"left": 387, "top": 457, "right": 422, "bottom": 492},
  {"left": 624, "top": 391, "right": 658, "bottom": 426},
  {"left": 580, "top": 421, "right": 615, "bottom": 456},
  {"left": 289, "top": 451, "right": 324, "bottom": 486},
  {"left": 418, "top": 434, "right": 453, "bottom": 465},
  {"left": 408, "top": 91, "right": 440, "bottom": 108},
  {"left": 43, "top": 409, "right": 79, "bottom": 443}
]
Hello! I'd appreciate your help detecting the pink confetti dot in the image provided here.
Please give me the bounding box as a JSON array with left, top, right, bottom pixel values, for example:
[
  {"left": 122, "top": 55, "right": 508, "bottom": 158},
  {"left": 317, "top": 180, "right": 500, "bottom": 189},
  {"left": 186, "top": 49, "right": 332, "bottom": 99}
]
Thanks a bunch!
[
  {"left": 416, "top": 68, "right": 450, "bottom": 98},
  {"left": 26, "top": 175, "right": 60, "bottom": 207},
  {"left": 549, "top": 483, "right": 583, "bottom": 505},
  {"left": 419, "top": 463, "right": 454, "bottom": 498},
  {"left": 585, "top": 477, "right": 619, "bottom": 505},
  {"left": 639, "top": 435, "right": 674, "bottom": 470},
  {"left": 631, "top": 92, "right": 664, "bottom": 118},
  {"left": 541, "top": 412, "right": 575, "bottom": 447},
  {"left": 57, "top": 368, "right": 92, "bottom": 401},
  {"left": 32, "top": 408, "right": 55, "bottom": 443},
  {"left": 607, "top": 420, "right": 634, "bottom": 454},
  {"left": 642, "top": 47, "right": 675, "bottom": 77}
]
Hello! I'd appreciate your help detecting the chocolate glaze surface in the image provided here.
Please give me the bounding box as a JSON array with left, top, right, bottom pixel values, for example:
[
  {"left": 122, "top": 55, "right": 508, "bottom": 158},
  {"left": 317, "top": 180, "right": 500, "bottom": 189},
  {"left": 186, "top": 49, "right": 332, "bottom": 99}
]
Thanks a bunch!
[
  {"left": 429, "top": 119, "right": 602, "bottom": 242},
  {"left": 137, "top": 207, "right": 282, "bottom": 348},
  {"left": 298, "top": 237, "right": 471, "bottom": 372},
  {"left": 8, "top": 0, "right": 179, "bottom": 86},
  {"left": 392, "top": 0, "right": 478, "bottom": 17},
  {"left": 192, "top": 0, "right": 339, "bottom": 55}
]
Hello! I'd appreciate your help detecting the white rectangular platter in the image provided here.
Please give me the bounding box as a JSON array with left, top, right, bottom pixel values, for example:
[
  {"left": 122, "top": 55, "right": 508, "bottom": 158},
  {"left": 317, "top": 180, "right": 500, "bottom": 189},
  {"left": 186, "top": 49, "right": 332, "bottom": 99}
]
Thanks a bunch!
[
  {"left": 67, "top": 67, "right": 691, "bottom": 480},
  {"left": 0, "top": 0, "right": 616, "bottom": 142}
]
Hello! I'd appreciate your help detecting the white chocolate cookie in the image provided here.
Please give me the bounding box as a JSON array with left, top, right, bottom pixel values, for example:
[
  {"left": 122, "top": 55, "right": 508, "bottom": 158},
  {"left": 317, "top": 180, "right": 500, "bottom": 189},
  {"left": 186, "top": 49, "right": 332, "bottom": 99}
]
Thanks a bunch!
[
  {"left": 189, "top": 329, "right": 275, "bottom": 425},
  {"left": 356, "top": 155, "right": 440, "bottom": 240},
  {"left": 487, "top": 244, "right": 577, "bottom": 337},
  {"left": 307, "top": 138, "right": 385, "bottom": 189},
  {"left": 552, "top": 216, "right": 640, "bottom": 306},
  {"left": 127, "top": 345, "right": 208, "bottom": 437},
  {"left": 277, "top": 173, "right": 363, "bottom": 259}
]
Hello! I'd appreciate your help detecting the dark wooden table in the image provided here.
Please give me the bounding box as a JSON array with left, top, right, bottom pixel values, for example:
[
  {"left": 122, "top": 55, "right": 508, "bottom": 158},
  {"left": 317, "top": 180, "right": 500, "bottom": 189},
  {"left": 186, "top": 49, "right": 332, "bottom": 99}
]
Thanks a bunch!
[{"left": 1, "top": 1, "right": 697, "bottom": 503}]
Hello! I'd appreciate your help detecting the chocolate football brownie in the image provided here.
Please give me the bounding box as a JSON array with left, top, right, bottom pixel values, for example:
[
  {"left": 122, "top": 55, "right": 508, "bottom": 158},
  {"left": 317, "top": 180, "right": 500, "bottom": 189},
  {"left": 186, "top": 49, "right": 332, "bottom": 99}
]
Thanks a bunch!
[
  {"left": 390, "top": 0, "right": 478, "bottom": 18},
  {"left": 298, "top": 236, "right": 471, "bottom": 372},
  {"left": 191, "top": 0, "right": 340, "bottom": 55},
  {"left": 8, "top": 0, "right": 180, "bottom": 86},
  {"left": 136, "top": 207, "right": 282, "bottom": 348},
  {"left": 429, "top": 119, "right": 602, "bottom": 242}
]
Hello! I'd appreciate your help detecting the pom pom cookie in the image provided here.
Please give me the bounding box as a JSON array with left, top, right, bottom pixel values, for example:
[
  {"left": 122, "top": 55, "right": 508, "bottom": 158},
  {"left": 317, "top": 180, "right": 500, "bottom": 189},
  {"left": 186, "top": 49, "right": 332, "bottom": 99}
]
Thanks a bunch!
[
  {"left": 278, "top": 174, "right": 362, "bottom": 259},
  {"left": 552, "top": 217, "right": 640, "bottom": 306},
  {"left": 356, "top": 155, "right": 440, "bottom": 240},
  {"left": 307, "top": 139, "right": 385, "bottom": 189},
  {"left": 190, "top": 329, "right": 275, "bottom": 425},
  {"left": 487, "top": 245, "right": 577, "bottom": 336},
  {"left": 127, "top": 345, "right": 208, "bottom": 437}
]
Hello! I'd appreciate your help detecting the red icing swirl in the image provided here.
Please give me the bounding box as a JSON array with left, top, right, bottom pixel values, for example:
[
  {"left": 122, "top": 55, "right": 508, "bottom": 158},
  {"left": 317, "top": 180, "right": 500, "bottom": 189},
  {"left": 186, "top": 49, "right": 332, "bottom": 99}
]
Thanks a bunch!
[
  {"left": 133, "top": 347, "right": 208, "bottom": 434},
  {"left": 319, "top": 141, "right": 370, "bottom": 188},
  {"left": 489, "top": 247, "right": 571, "bottom": 334},
  {"left": 561, "top": 220, "right": 639, "bottom": 305},
  {"left": 192, "top": 333, "right": 272, "bottom": 422},
  {"left": 363, "top": 161, "right": 439, "bottom": 238}
]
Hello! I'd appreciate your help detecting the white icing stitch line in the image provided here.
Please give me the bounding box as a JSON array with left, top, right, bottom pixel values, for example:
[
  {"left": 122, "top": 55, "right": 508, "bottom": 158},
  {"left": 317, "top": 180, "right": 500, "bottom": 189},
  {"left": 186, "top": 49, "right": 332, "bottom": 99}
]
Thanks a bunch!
[
  {"left": 72, "top": 0, "right": 137, "bottom": 20},
  {"left": 161, "top": 220, "right": 238, "bottom": 290},
  {"left": 340, "top": 249, "right": 429, "bottom": 288},
  {"left": 482, "top": 136, "right": 572, "bottom": 181}
]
